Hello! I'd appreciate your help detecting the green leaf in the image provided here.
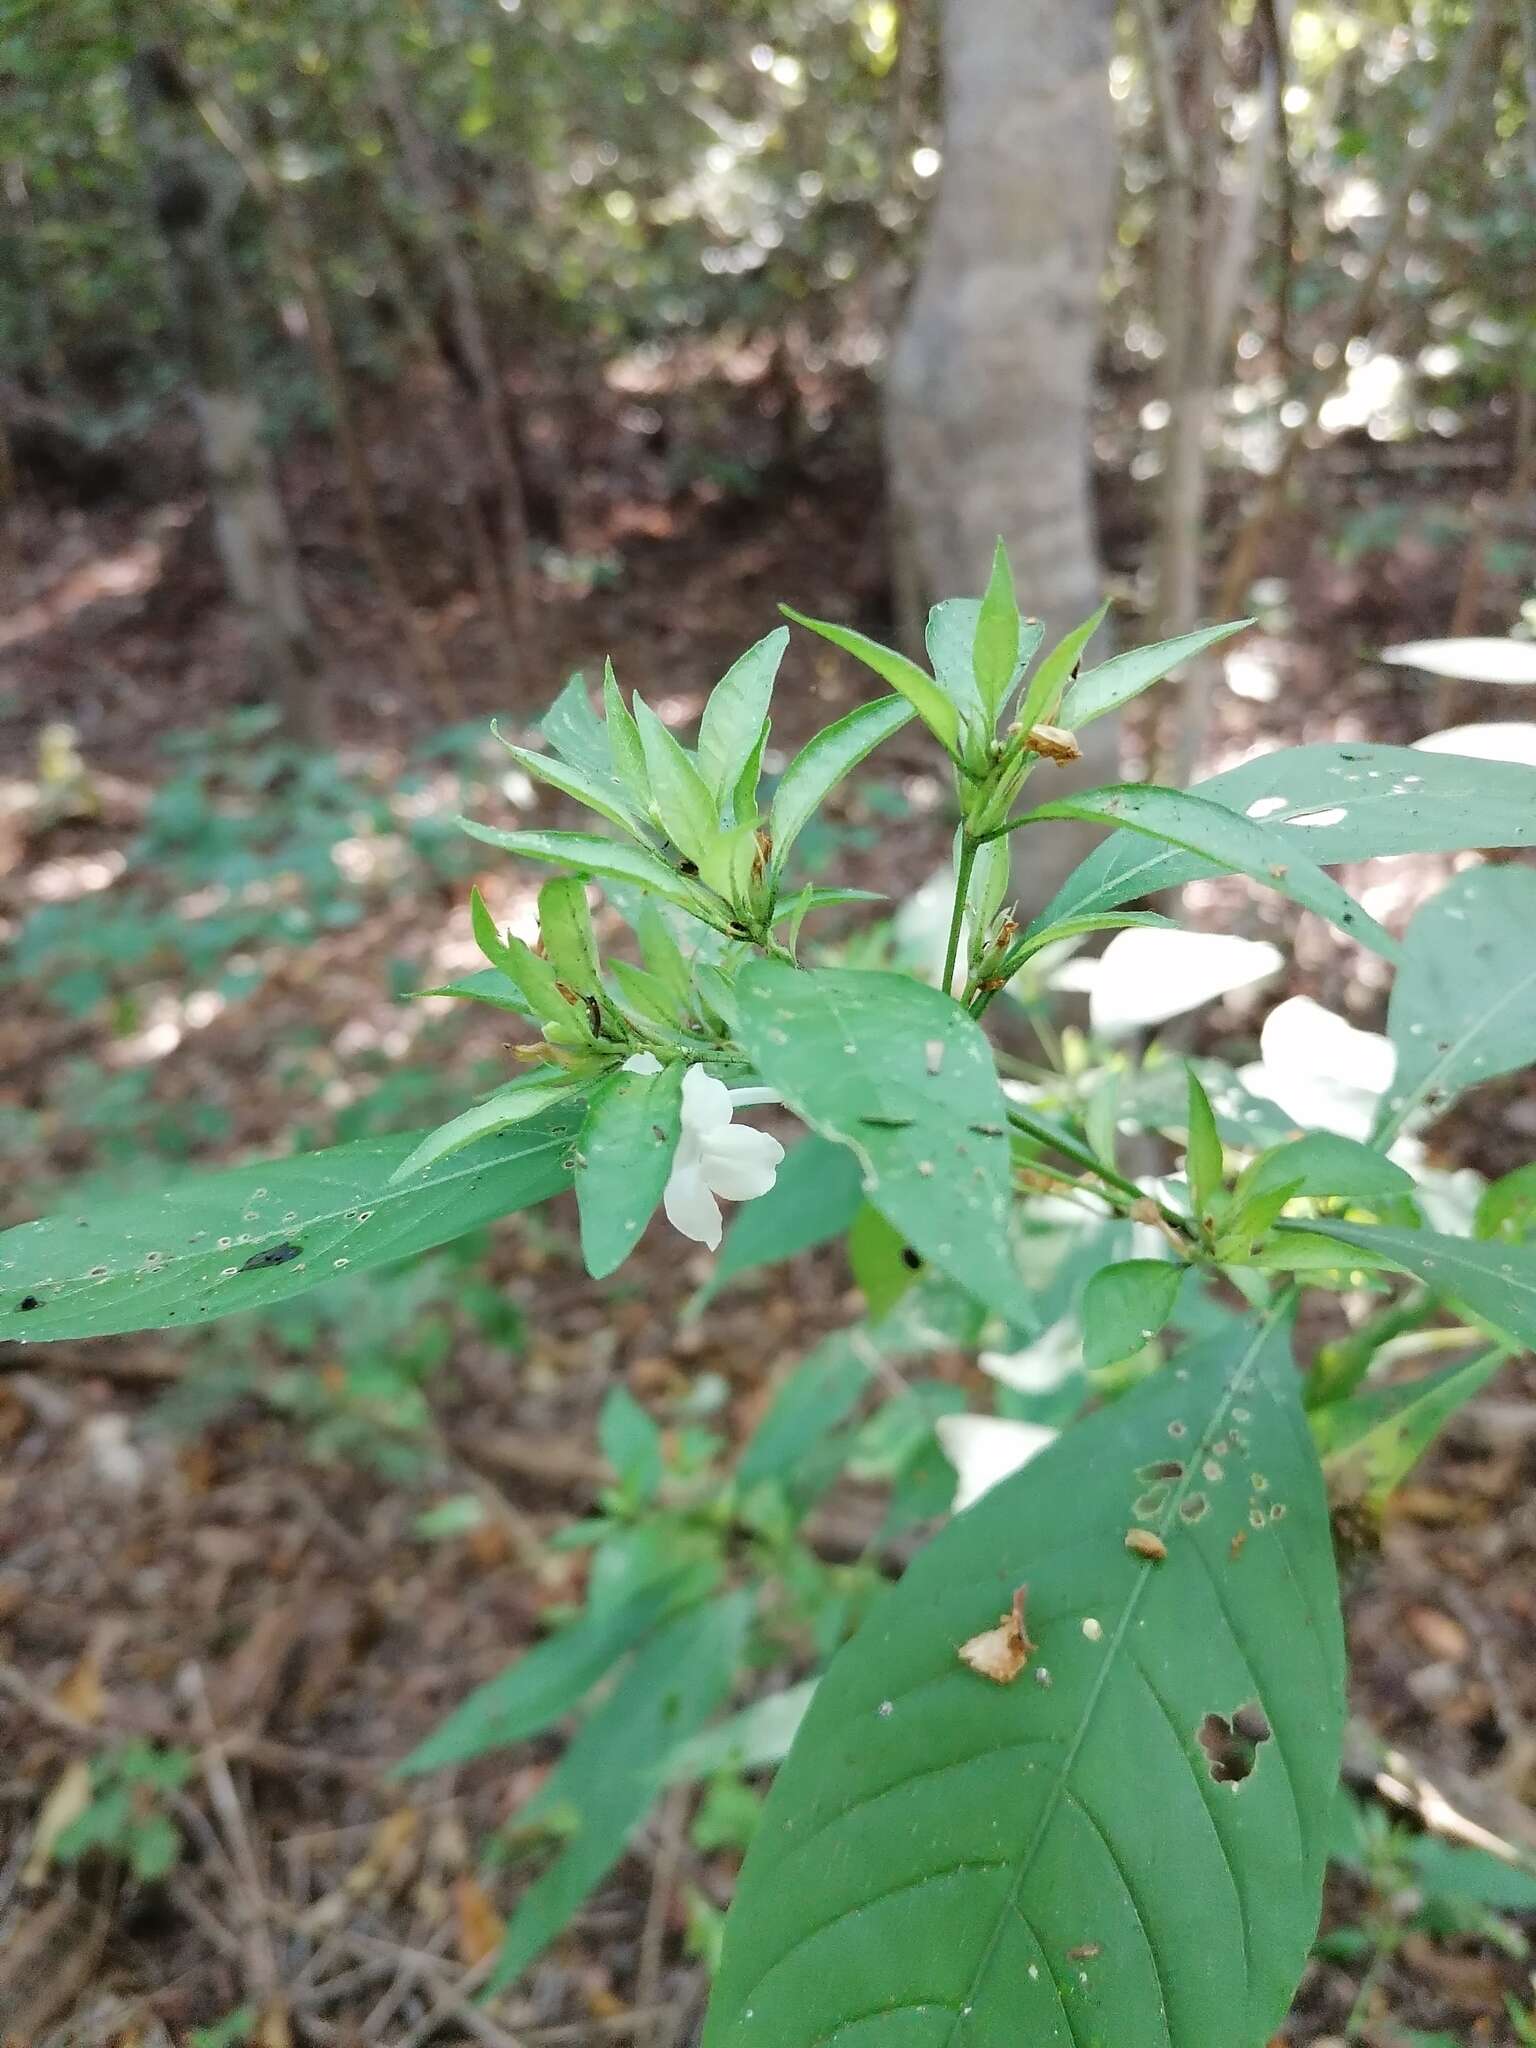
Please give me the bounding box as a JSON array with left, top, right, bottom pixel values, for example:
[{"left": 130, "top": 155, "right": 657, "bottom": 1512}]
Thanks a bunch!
[
  {"left": 1008, "top": 784, "right": 1398, "bottom": 961},
  {"left": 633, "top": 696, "right": 721, "bottom": 864},
  {"left": 636, "top": 902, "right": 696, "bottom": 1010},
  {"left": 1236, "top": 1133, "right": 1415, "bottom": 1210},
  {"left": 398, "top": 1569, "right": 705, "bottom": 1773},
  {"left": 1060, "top": 622, "right": 1251, "bottom": 730},
  {"left": 608, "top": 960, "right": 685, "bottom": 1035},
  {"left": 660, "top": 1680, "right": 819, "bottom": 1785},
  {"left": 737, "top": 1333, "right": 873, "bottom": 1489},
  {"left": 458, "top": 823, "right": 721, "bottom": 922},
  {"left": 768, "top": 696, "right": 915, "bottom": 876},
  {"left": 540, "top": 673, "right": 622, "bottom": 786},
  {"left": 391, "top": 1076, "right": 589, "bottom": 1183},
  {"left": 495, "top": 738, "right": 642, "bottom": 838},
  {"left": 600, "top": 1386, "right": 664, "bottom": 1500},
  {"left": 770, "top": 886, "right": 886, "bottom": 926},
  {"left": 602, "top": 659, "right": 648, "bottom": 804},
  {"left": 489, "top": 1595, "right": 750, "bottom": 1992},
  {"left": 1027, "top": 743, "right": 1536, "bottom": 942},
  {"left": 1378, "top": 865, "right": 1536, "bottom": 1134},
  {"left": 703, "top": 1313, "right": 1345, "bottom": 2048},
  {"left": 411, "top": 967, "right": 533, "bottom": 1016},
  {"left": 470, "top": 884, "right": 518, "bottom": 977},
  {"left": 1186, "top": 1067, "right": 1224, "bottom": 1219},
  {"left": 1, "top": 1115, "right": 580, "bottom": 1342},
  {"left": 734, "top": 964, "right": 1020, "bottom": 1320},
  {"left": 1476, "top": 1162, "right": 1536, "bottom": 1243},
  {"left": 499, "top": 932, "right": 589, "bottom": 1031},
  {"left": 1016, "top": 600, "right": 1109, "bottom": 731},
  {"left": 698, "top": 628, "right": 788, "bottom": 803},
  {"left": 1297, "top": 1221, "right": 1536, "bottom": 1347},
  {"left": 973, "top": 540, "right": 1021, "bottom": 721},
  {"left": 712, "top": 1136, "right": 866, "bottom": 1291},
  {"left": 847, "top": 1203, "right": 922, "bottom": 1319},
  {"left": 538, "top": 876, "right": 603, "bottom": 998},
  {"left": 1081, "top": 1258, "right": 1183, "bottom": 1368},
  {"left": 574, "top": 1060, "right": 685, "bottom": 1277},
  {"left": 927, "top": 599, "right": 1042, "bottom": 731},
  {"left": 780, "top": 607, "right": 958, "bottom": 753},
  {"left": 998, "top": 910, "right": 1176, "bottom": 977},
  {"left": 1312, "top": 1349, "right": 1509, "bottom": 1509},
  {"left": 733, "top": 716, "right": 772, "bottom": 825}
]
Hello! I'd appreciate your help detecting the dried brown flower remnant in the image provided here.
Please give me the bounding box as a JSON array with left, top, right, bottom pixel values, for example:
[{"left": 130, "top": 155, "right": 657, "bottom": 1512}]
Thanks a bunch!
[
  {"left": 1124, "top": 1528, "right": 1168, "bottom": 1563},
  {"left": 958, "top": 1584, "right": 1035, "bottom": 1685},
  {"left": 1024, "top": 723, "right": 1081, "bottom": 764}
]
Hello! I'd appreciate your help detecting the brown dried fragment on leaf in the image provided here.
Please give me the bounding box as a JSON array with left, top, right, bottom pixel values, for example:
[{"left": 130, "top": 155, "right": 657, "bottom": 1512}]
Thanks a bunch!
[
  {"left": 1024, "top": 723, "right": 1082, "bottom": 764},
  {"left": 1125, "top": 1528, "right": 1167, "bottom": 1563},
  {"left": 959, "top": 1584, "right": 1035, "bottom": 1685}
]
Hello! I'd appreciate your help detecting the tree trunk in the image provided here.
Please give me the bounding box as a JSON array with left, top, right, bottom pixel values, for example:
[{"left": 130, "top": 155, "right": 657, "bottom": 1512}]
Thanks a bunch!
[
  {"left": 885, "top": 0, "right": 1118, "bottom": 913},
  {"left": 129, "top": 51, "right": 325, "bottom": 747}
]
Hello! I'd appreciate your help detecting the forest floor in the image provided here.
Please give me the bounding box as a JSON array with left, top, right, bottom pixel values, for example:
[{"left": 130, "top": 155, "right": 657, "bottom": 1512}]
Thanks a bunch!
[{"left": 2, "top": 371, "right": 1535, "bottom": 2047}]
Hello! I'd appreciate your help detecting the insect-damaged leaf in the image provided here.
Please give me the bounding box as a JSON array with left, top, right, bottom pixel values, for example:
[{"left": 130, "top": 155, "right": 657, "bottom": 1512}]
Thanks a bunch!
[
  {"left": 1, "top": 1113, "right": 582, "bottom": 1342},
  {"left": 702, "top": 1312, "right": 1345, "bottom": 2048},
  {"left": 1378, "top": 864, "right": 1536, "bottom": 1133},
  {"left": 733, "top": 963, "right": 1021, "bottom": 1321},
  {"left": 1026, "top": 743, "right": 1536, "bottom": 942}
]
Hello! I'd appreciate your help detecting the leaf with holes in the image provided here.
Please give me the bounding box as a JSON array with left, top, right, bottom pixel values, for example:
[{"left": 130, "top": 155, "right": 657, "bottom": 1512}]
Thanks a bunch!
[
  {"left": 1377, "top": 866, "right": 1536, "bottom": 1134},
  {"left": 702, "top": 1311, "right": 1344, "bottom": 2048},
  {"left": 1007, "top": 784, "right": 1397, "bottom": 960},
  {"left": 0, "top": 1112, "right": 581, "bottom": 1342},
  {"left": 1026, "top": 744, "right": 1536, "bottom": 941},
  {"left": 734, "top": 963, "right": 1020, "bottom": 1320}
]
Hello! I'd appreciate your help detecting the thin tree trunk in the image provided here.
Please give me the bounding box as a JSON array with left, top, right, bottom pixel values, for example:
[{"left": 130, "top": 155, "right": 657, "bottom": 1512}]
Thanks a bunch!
[
  {"left": 194, "top": 87, "right": 462, "bottom": 723},
  {"left": 1213, "top": 0, "right": 1501, "bottom": 619},
  {"left": 128, "top": 50, "right": 325, "bottom": 747},
  {"left": 885, "top": 0, "right": 1118, "bottom": 915},
  {"left": 372, "top": 37, "right": 534, "bottom": 651}
]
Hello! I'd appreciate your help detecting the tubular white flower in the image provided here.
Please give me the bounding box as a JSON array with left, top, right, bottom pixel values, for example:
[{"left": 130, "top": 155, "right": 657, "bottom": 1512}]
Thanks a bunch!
[{"left": 662, "top": 1065, "right": 785, "bottom": 1250}]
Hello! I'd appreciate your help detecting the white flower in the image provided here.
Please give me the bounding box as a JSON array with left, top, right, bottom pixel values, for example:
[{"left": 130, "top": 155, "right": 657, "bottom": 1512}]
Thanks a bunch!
[
  {"left": 935, "top": 1413, "right": 1057, "bottom": 1514},
  {"left": 663, "top": 1065, "right": 785, "bottom": 1251}
]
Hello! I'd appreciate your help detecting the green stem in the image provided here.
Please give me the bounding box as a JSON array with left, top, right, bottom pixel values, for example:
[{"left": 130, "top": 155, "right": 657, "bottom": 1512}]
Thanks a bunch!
[
  {"left": 943, "top": 834, "right": 977, "bottom": 999},
  {"left": 1306, "top": 1286, "right": 1429, "bottom": 1409},
  {"left": 1005, "top": 1104, "right": 1196, "bottom": 1243}
]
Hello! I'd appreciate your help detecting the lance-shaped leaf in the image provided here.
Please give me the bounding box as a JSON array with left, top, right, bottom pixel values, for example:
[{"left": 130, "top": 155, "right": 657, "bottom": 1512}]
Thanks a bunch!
[
  {"left": 488, "top": 1594, "right": 750, "bottom": 1992},
  {"left": 698, "top": 628, "right": 788, "bottom": 804},
  {"left": 1004, "top": 784, "right": 1398, "bottom": 960},
  {"left": 495, "top": 734, "right": 643, "bottom": 838},
  {"left": 1016, "top": 600, "right": 1110, "bottom": 731},
  {"left": 633, "top": 695, "right": 721, "bottom": 864},
  {"left": 0, "top": 1112, "right": 581, "bottom": 1342},
  {"left": 537, "top": 877, "right": 604, "bottom": 1000},
  {"left": 1027, "top": 743, "right": 1536, "bottom": 941},
  {"left": 972, "top": 539, "right": 1021, "bottom": 722},
  {"left": 1294, "top": 1221, "right": 1536, "bottom": 1351},
  {"left": 1060, "top": 621, "right": 1252, "bottom": 730},
  {"left": 392, "top": 1075, "right": 590, "bottom": 1183},
  {"left": 458, "top": 822, "right": 722, "bottom": 923},
  {"left": 781, "top": 607, "right": 959, "bottom": 753},
  {"left": 602, "top": 659, "right": 648, "bottom": 805},
  {"left": 1378, "top": 865, "right": 1536, "bottom": 1134},
  {"left": 1312, "top": 1348, "right": 1511, "bottom": 1510},
  {"left": 927, "top": 599, "right": 1042, "bottom": 732},
  {"left": 575, "top": 1059, "right": 686, "bottom": 1277},
  {"left": 703, "top": 1312, "right": 1345, "bottom": 2048},
  {"left": 769, "top": 697, "right": 914, "bottom": 876},
  {"left": 1235, "top": 1133, "right": 1414, "bottom": 1210},
  {"left": 734, "top": 963, "right": 1020, "bottom": 1319}
]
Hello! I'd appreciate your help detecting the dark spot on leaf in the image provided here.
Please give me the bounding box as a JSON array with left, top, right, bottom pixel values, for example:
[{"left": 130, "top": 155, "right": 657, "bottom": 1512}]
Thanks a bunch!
[
  {"left": 1198, "top": 1704, "right": 1271, "bottom": 1785},
  {"left": 238, "top": 1242, "right": 303, "bottom": 1273},
  {"left": 1134, "top": 1487, "right": 1169, "bottom": 1518},
  {"left": 1139, "top": 1460, "right": 1185, "bottom": 1482},
  {"left": 900, "top": 1247, "right": 923, "bottom": 1271},
  {"left": 1179, "top": 1493, "right": 1210, "bottom": 1523},
  {"left": 1067, "top": 1943, "right": 1101, "bottom": 1961},
  {"left": 16, "top": 1295, "right": 40, "bottom": 1312}
]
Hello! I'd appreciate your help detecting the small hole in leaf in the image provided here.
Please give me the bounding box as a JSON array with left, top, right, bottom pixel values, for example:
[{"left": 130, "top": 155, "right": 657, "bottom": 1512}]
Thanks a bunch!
[
  {"left": 1138, "top": 1460, "right": 1184, "bottom": 1482},
  {"left": 1198, "top": 1704, "right": 1271, "bottom": 1785},
  {"left": 1179, "top": 1493, "right": 1209, "bottom": 1524}
]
